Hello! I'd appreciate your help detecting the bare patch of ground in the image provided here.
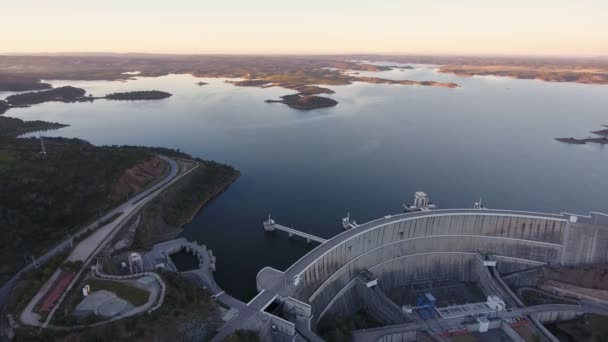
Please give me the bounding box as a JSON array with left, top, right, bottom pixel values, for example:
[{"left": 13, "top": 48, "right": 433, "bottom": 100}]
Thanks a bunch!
[
  {"left": 108, "top": 157, "right": 167, "bottom": 203},
  {"left": 543, "top": 264, "right": 608, "bottom": 291}
]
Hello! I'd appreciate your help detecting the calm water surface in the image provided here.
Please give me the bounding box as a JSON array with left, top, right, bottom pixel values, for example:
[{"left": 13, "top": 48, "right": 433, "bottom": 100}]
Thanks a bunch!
[{"left": 5, "top": 65, "right": 608, "bottom": 300}]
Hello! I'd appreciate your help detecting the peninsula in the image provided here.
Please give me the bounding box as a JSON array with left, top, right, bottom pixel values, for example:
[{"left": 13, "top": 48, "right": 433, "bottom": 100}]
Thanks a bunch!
[
  {"left": 0, "top": 100, "right": 9, "bottom": 114},
  {"left": 439, "top": 64, "right": 608, "bottom": 85},
  {"left": 556, "top": 125, "right": 608, "bottom": 145},
  {"left": 1, "top": 87, "right": 173, "bottom": 114},
  {"left": 0, "top": 116, "right": 68, "bottom": 137},
  {"left": 352, "top": 76, "right": 459, "bottom": 88},
  {"left": 5, "top": 86, "right": 87, "bottom": 106},
  {"left": 555, "top": 137, "right": 608, "bottom": 145},
  {"left": 0, "top": 74, "right": 52, "bottom": 92}
]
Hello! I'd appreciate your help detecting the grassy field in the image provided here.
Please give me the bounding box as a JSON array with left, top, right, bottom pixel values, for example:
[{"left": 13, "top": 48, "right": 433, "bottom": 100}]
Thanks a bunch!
[
  {"left": 88, "top": 279, "right": 150, "bottom": 306},
  {"left": 513, "top": 326, "right": 539, "bottom": 342}
]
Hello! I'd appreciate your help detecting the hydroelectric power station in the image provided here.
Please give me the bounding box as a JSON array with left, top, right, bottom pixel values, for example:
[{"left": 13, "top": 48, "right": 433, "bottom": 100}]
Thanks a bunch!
[{"left": 212, "top": 193, "right": 608, "bottom": 342}]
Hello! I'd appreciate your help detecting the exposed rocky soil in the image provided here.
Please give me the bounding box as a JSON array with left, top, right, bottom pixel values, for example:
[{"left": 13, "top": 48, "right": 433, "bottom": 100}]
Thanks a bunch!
[{"left": 108, "top": 157, "right": 167, "bottom": 203}]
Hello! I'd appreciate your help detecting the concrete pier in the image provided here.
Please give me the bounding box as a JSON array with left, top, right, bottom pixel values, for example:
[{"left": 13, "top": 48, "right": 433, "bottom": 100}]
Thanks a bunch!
[{"left": 263, "top": 216, "right": 327, "bottom": 244}]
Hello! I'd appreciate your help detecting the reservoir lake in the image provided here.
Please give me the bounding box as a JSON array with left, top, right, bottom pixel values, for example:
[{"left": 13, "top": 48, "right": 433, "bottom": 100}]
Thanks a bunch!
[{"left": 5, "top": 64, "right": 608, "bottom": 300}]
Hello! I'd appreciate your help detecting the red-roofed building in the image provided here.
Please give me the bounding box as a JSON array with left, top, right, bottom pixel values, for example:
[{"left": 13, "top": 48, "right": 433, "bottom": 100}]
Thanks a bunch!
[{"left": 38, "top": 271, "right": 75, "bottom": 313}]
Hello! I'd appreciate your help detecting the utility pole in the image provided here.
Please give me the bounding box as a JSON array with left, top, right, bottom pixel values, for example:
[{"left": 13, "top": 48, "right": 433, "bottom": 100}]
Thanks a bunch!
[
  {"left": 67, "top": 232, "right": 73, "bottom": 248},
  {"left": 30, "top": 255, "right": 39, "bottom": 269},
  {"left": 38, "top": 135, "right": 47, "bottom": 158}
]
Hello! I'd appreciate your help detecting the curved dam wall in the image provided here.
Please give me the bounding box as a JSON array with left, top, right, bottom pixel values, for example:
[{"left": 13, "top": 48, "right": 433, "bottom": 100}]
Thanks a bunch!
[{"left": 277, "top": 210, "right": 608, "bottom": 323}]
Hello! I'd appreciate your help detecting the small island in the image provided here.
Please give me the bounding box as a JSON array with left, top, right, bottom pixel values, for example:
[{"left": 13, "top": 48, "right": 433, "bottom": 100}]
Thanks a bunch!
[
  {"left": 105, "top": 90, "right": 173, "bottom": 100},
  {"left": 265, "top": 94, "right": 338, "bottom": 110},
  {"left": 196, "top": 81, "right": 208, "bottom": 86}
]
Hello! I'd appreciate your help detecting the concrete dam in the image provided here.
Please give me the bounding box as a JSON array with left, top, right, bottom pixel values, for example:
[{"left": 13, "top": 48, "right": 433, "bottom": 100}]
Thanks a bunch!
[{"left": 250, "top": 208, "right": 608, "bottom": 341}]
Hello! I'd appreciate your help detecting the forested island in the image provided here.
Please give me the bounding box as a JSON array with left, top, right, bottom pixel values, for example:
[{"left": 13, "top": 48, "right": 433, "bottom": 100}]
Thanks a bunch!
[
  {"left": 265, "top": 94, "right": 338, "bottom": 110},
  {"left": 105, "top": 90, "right": 172, "bottom": 100},
  {"left": 5, "top": 86, "right": 87, "bottom": 106}
]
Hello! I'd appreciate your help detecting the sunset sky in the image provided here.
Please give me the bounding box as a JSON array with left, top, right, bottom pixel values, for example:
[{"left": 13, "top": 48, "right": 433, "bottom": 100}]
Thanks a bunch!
[{"left": 2, "top": 0, "right": 607, "bottom": 56}]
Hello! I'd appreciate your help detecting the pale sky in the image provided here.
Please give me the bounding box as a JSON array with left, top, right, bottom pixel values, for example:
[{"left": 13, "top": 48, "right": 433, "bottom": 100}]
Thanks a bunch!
[{"left": 2, "top": 0, "right": 607, "bottom": 56}]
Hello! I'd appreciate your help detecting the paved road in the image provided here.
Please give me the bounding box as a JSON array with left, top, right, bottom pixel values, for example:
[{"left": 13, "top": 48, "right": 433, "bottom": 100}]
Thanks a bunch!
[
  {"left": 2, "top": 156, "right": 195, "bottom": 318},
  {"left": 37, "top": 157, "right": 200, "bottom": 327}
]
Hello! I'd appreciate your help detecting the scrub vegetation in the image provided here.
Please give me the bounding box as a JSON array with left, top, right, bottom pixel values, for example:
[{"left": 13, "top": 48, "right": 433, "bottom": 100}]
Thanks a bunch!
[
  {"left": 0, "top": 116, "right": 67, "bottom": 137},
  {"left": 223, "top": 330, "right": 261, "bottom": 342},
  {"left": 105, "top": 90, "right": 172, "bottom": 100},
  {"left": 133, "top": 154, "right": 240, "bottom": 249},
  {"left": 317, "top": 309, "right": 382, "bottom": 342},
  {"left": 548, "top": 314, "right": 608, "bottom": 342}
]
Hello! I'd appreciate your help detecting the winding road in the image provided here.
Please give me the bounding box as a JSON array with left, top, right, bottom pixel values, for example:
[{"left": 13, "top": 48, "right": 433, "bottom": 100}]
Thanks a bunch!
[{"left": 2, "top": 156, "right": 198, "bottom": 326}]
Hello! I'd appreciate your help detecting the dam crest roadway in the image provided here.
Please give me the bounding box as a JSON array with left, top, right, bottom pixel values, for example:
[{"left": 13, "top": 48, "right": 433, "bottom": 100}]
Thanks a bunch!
[{"left": 210, "top": 198, "right": 608, "bottom": 342}]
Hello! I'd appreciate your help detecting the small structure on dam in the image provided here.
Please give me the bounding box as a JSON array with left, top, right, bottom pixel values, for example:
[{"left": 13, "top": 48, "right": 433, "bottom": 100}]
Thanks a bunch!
[
  {"left": 403, "top": 191, "right": 437, "bottom": 212},
  {"left": 243, "top": 205, "right": 608, "bottom": 342}
]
